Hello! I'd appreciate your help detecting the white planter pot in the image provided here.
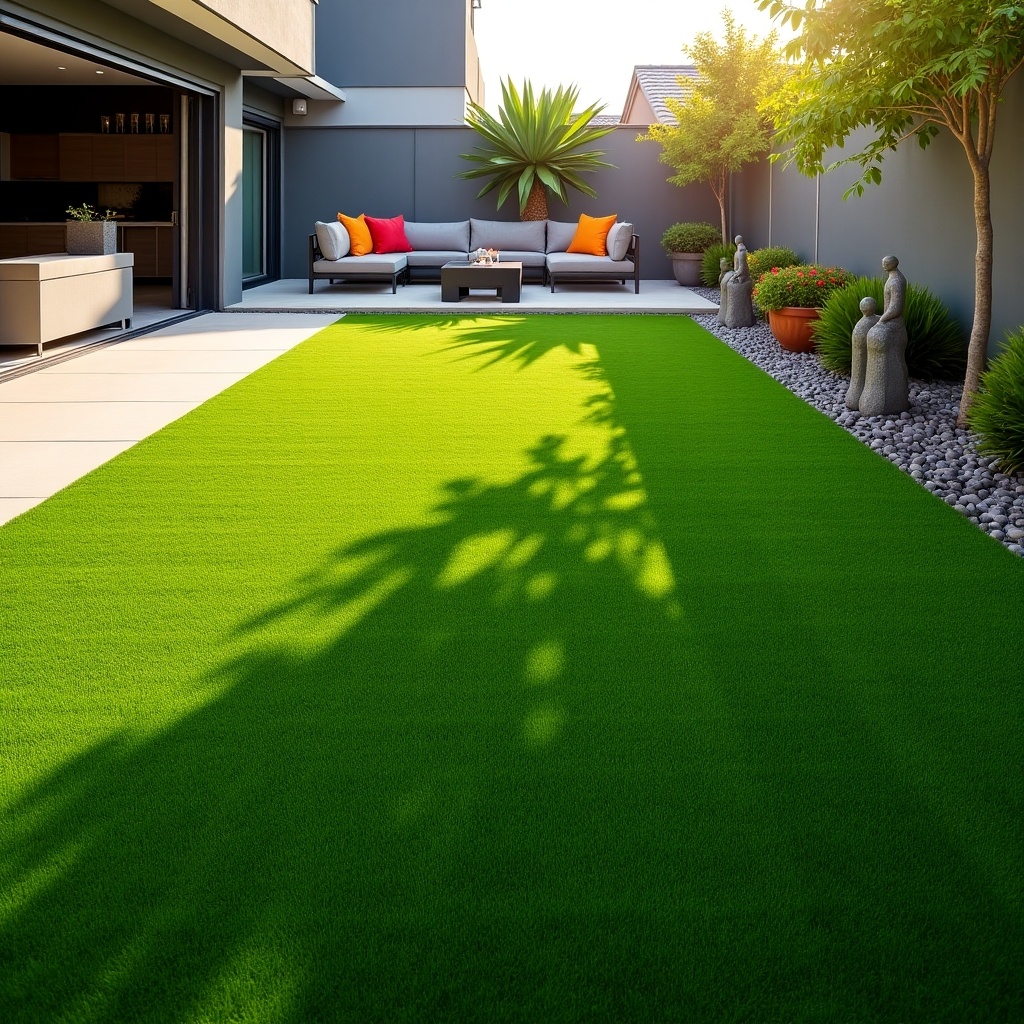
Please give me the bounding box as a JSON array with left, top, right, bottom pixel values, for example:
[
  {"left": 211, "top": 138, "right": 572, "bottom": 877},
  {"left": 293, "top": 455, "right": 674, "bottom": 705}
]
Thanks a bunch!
[
  {"left": 669, "top": 251, "right": 704, "bottom": 287},
  {"left": 66, "top": 220, "right": 117, "bottom": 256}
]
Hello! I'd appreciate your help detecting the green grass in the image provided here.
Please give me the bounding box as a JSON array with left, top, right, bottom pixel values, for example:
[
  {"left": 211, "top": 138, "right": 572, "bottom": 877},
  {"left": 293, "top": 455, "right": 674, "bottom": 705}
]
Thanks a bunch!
[{"left": 1, "top": 314, "right": 1022, "bottom": 1023}]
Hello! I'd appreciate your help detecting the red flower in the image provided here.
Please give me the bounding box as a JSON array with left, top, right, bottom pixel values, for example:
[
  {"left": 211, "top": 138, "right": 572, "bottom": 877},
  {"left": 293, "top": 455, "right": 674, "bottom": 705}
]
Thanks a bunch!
[
  {"left": 771, "top": 267, "right": 780, "bottom": 274},
  {"left": 817, "top": 279, "right": 825, "bottom": 286}
]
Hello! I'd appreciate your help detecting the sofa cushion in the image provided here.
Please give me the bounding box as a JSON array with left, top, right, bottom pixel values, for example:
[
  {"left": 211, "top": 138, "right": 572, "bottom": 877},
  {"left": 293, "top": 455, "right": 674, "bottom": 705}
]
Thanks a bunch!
[
  {"left": 365, "top": 214, "right": 413, "bottom": 254},
  {"left": 546, "top": 252, "right": 632, "bottom": 274},
  {"left": 606, "top": 222, "right": 634, "bottom": 262},
  {"left": 488, "top": 251, "right": 547, "bottom": 268},
  {"left": 315, "top": 220, "right": 350, "bottom": 261},
  {"left": 470, "top": 218, "right": 546, "bottom": 253},
  {"left": 407, "top": 250, "right": 470, "bottom": 268},
  {"left": 545, "top": 220, "right": 577, "bottom": 253},
  {"left": 567, "top": 213, "right": 617, "bottom": 256},
  {"left": 314, "top": 254, "right": 408, "bottom": 274},
  {"left": 337, "top": 213, "right": 373, "bottom": 256},
  {"left": 404, "top": 220, "right": 471, "bottom": 252}
]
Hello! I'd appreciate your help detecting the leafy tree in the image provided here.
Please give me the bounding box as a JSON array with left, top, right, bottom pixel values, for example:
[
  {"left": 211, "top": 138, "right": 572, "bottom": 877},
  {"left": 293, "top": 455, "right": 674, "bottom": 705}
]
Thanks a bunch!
[
  {"left": 638, "top": 11, "right": 786, "bottom": 243},
  {"left": 459, "top": 79, "right": 615, "bottom": 221},
  {"left": 758, "top": 0, "right": 1024, "bottom": 424}
]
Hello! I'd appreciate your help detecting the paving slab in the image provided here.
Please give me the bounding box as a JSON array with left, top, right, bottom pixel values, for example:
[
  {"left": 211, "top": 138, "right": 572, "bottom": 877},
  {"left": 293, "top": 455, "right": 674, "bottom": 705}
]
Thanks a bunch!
[
  {"left": 0, "top": 440, "right": 137, "bottom": 497},
  {"left": 0, "top": 401, "right": 200, "bottom": 441}
]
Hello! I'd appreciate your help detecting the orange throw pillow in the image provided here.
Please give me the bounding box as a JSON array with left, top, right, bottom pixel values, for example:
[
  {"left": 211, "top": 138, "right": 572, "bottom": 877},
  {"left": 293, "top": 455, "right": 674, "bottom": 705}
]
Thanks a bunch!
[
  {"left": 337, "top": 212, "right": 373, "bottom": 256},
  {"left": 566, "top": 213, "right": 617, "bottom": 256}
]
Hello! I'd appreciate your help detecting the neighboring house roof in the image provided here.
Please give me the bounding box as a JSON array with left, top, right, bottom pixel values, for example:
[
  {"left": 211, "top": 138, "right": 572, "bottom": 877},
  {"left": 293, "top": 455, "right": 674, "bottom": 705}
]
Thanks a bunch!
[
  {"left": 585, "top": 114, "right": 623, "bottom": 127},
  {"left": 621, "top": 65, "right": 698, "bottom": 125}
]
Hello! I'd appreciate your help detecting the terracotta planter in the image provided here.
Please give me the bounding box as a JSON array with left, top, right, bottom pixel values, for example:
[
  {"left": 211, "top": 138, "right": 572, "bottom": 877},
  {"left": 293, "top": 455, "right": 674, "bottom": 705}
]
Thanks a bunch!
[
  {"left": 768, "top": 306, "right": 821, "bottom": 352},
  {"left": 669, "top": 251, "right": 704, "bottom": 287}
]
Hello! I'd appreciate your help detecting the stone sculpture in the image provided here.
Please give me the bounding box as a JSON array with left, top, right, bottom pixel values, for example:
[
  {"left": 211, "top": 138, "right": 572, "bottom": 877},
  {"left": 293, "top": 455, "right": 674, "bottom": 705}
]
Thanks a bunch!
[
  {"left": 724, "top": 235, "right": 754, "bottom": 329},
  {"left": 859, "top": 255, "right": 909, "bottom": 416},
  {"left": 718, "top": 257, "right": 734, "bottom": 326},
  {"left": 845, "top": 296, "right": 879, "bottom": 410}
]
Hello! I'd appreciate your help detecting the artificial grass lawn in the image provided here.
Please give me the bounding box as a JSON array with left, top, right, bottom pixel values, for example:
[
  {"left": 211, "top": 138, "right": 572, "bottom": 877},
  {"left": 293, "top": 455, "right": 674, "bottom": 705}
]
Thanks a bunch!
[{"left": 1, "top": 313, "right": 1021, "bottom": 1022}]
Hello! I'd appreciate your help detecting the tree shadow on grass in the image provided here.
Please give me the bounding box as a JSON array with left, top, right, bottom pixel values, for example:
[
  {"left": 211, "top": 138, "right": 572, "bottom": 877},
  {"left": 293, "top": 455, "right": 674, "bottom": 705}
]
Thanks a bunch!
[{"left": 1, "top": 318, "right": 1022, "bottom": 1022}]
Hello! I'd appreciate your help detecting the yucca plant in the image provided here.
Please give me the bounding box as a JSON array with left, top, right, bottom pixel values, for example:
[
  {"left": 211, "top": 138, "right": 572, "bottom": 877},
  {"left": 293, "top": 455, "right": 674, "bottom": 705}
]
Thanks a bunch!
[
  {"left": 814, "top": 276, "right": 966, "bottom": 381},
  {"left": 701, "top": 241, "right": 737, "bottom": 286},
  {"left": 459, "top": 79, "right": 615, "bottom": 220},
  {"left": 969, "top": 328, "right": 1024, "bottom": 476}
]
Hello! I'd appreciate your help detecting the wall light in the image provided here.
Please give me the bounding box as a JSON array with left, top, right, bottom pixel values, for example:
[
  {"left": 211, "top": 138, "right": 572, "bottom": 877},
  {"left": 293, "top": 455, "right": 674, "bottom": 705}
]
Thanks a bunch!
[{"left": 292, "top": 98, "right": 308, "bottom": 116}]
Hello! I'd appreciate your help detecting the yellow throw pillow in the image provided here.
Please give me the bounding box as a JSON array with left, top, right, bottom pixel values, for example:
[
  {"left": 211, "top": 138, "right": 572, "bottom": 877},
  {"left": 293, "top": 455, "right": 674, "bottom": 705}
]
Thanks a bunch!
[
  {"left": 566, "top": 213, "right": 618, "bottom": 256},
  {"left": 337, "top": 212, "right": 373, "bottom": 256}
]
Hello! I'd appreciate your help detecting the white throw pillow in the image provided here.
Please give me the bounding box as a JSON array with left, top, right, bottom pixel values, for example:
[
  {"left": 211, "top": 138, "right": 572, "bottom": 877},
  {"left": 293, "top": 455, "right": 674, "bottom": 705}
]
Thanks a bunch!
[
  {"left": 315, "top": 220, "right": 350, "bottom": 260},
  {"left": 606, "top": 222, "right": 633, "bottom": 262}
]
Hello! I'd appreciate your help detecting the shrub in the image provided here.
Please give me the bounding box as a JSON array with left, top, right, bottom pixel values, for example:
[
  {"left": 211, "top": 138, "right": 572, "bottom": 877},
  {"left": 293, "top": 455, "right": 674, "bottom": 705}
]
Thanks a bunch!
[
  {"left": 661, "top": 221, "right": 722, "bottom": 254},
  {"left": 814, "top": 276, "right": 967, "bottom": 381},
  {"left": 752, "top": 264, "right": 853, "bottom": 315},
  {"left": 968, "top": 327, "right": 1024, "bottom": 476},
  {"left": 747, "top": 246, "right": 800, "bottom": 282},
  {"left": 701, "top": 241, "right": 737, "bottom": 286}
]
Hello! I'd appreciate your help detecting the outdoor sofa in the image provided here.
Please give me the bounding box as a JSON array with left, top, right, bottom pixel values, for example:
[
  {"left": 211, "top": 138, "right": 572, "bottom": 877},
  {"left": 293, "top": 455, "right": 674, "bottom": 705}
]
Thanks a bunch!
[{"left": 309, "top": 216, "right": 640, "bottom": 294}]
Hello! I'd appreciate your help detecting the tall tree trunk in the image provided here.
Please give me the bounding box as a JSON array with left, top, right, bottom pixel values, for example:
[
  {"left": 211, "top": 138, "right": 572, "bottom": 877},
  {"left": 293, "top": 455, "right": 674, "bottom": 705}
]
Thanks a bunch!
[
  {"left": 522, "top": 179, "right": 549, "bottom": 221},
  {"left": 958, "top": 162, "right": 993, "bottom": 427}
]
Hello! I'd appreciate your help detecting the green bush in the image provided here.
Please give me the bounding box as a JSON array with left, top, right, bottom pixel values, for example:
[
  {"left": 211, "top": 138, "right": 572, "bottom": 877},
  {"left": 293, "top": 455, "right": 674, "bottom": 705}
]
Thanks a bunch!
[
  {"left": 752, "top": 264, "right": 853, "bottom": 315},
  {"left": 701, "top": 241, "right": 737, "bottom": 287},
  {"left": 814, "top": 276, "right": 966, "bottom": 381},
  {"left": 969, "top": 327, "right": 1024, "bottom": 476},
  {"left": 661, "top": 221, "right": 722, "bottom": 254},
  {"left": 747, "top": 246, "right": 800, "bottom": 282}
]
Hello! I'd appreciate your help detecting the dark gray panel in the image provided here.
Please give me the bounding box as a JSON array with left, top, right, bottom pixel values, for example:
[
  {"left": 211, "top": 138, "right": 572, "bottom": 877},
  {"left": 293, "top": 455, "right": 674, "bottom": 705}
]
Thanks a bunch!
[{"left": 315, "top": 0, "right": 467, "bottom": 89}]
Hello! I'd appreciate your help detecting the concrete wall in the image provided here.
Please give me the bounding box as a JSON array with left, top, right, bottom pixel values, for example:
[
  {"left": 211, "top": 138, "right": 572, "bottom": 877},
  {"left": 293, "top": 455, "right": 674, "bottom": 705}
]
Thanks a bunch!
[
  {"left": 732, "top": 73, "right": 1024, "bottom": 354},
  {"left": 282, "top": 125, "right": 722, "bottom": 279}
]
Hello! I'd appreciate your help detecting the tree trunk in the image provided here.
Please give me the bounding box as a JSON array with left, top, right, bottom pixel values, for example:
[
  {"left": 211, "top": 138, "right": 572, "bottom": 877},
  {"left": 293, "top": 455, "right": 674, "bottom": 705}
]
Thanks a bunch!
[
  {"left": 522, "top": 178, "right": 549, "bottom": 221},
  {"left": 958, "top": 162, "right": 993, "bottom": 427}
]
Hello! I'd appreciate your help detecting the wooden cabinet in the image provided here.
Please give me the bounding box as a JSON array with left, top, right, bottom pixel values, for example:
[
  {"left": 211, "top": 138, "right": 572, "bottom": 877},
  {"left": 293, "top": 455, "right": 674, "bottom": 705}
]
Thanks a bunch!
[
  {"left": 119, "top": 225, "right": 174, "bottom": 278},
  {"left": 0, "top": 224, "right": 67, "bottom": 259},
  {"left": 10, "top": 135, "right": 60, "bottom": 180},
  {"left": 13, "top": 134, "right": 176, "bottom": 181}
]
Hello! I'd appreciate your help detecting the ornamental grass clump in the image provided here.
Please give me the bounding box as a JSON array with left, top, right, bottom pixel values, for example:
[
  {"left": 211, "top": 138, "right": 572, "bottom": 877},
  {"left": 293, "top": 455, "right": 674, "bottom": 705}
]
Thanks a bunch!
[
  {"left": 752, "top": 264, "right": 853, "bottom": 317},
  {"left": 968, "top": 327, "right": 1024, "bottom": 476},
  {"left": 701, "top": 241, "right": 737, "bottom": 286},
  {"left": 814, "top": 276, "right": 966, "bottom": 381}
]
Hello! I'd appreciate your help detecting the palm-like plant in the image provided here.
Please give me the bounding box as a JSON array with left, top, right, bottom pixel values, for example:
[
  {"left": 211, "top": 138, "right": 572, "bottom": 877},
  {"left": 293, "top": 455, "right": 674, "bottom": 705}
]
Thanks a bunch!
[{"left": 459, "top": 79, "right": 615, "bottom": 221}]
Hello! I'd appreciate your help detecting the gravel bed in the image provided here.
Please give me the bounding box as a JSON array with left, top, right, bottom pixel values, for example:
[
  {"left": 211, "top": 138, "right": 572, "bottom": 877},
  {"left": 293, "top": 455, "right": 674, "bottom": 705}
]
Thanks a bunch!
[{"left": 689, "top": 287, "right": 1024, "bottom": 557}]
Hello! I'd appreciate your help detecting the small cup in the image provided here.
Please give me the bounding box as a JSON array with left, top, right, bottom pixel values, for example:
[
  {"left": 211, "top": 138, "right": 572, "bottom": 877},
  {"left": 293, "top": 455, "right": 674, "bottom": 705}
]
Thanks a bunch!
[
  {"left": 100, "top": 115, "right": 111, "bottom": 133},
  {"left": 115, "top": 113, "right": 125, "bottom": 133},
  {"left": 130, "top": 113, "right": 140, "bottom": 133},
  {"left": 145, "top": 113, "right": 155, "bottom": 133}
]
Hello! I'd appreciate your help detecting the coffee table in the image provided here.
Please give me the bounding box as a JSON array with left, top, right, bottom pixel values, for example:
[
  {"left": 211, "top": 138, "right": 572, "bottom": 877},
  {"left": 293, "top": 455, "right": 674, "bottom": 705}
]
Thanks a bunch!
[{"left": 441, "top": 260, "right": 523, "bottom": 303}]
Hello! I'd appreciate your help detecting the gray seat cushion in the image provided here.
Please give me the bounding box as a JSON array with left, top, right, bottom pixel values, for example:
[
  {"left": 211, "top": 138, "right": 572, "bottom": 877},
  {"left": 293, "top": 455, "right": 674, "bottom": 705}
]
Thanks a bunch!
[
  {"left": 491, "top": 251, "right": 547, "bottom": 268},
  {"left": 314, "top": 255, "right": 407, "bottom": 274},
  {"left": 407, "top": 250, "right": 470, "bottom": 267},
  {"left": 404, "top": 221, "right": 470, "bottom": 252},
  {"left": 545, "top": 252, "right": 632, "bottom": 274},
  {"left": 545, "top": 220, "right": 577, "bottom": 253},
  {"left": 470, "top": 218, "right": 546, "bottom": 253}
]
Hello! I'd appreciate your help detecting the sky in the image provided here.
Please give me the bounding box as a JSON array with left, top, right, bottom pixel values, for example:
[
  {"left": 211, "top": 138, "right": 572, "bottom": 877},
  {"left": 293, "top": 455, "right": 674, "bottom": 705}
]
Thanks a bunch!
[{"left": 472, "top": 1, "right": 787, "bottom": 116}]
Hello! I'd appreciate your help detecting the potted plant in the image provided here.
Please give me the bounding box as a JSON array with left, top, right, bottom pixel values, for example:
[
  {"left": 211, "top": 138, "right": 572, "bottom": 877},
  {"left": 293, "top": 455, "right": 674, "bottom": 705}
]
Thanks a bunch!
[
  {"left": 65, "top": 203, "right": 119, "bottom": 256},
  {"left": 661, "top": 222, "right": 722, "bottom": 286},
  {"left": 752, "top": 263, "right": 853, "bottom": 351}
]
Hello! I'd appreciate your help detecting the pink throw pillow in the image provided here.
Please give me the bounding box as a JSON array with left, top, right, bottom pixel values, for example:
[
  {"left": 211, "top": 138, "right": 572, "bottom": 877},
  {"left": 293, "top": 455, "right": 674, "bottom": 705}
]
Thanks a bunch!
[{"left": 364, "top": 214, "right": 413, "bottom": 254}]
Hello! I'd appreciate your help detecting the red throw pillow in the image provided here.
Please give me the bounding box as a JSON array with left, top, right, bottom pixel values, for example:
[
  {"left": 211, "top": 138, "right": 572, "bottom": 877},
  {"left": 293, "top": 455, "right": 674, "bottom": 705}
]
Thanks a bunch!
[{"left": 364, "top": 214, "right": 413, "bottom": 254}]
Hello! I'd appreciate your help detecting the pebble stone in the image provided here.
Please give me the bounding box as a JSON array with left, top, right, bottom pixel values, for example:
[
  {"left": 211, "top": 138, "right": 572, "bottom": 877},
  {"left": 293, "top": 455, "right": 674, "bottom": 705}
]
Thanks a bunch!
[{"left": 691, "top": 290, "right": 1024, "bottom": 557}]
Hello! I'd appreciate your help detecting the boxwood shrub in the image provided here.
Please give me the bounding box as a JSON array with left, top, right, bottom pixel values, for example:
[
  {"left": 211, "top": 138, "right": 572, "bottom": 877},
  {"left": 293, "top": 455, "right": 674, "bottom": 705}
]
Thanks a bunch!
[
  {"left": 969, "top": 328, "right": 1024, "bottom": 476},
  {"left": 747, "top": 246, "right": 800, "bottom": 283},
  {"left": 814, "top": 276, "right": 966, "bottom": 381},
  {"left": 660, "top": 221, "right": 722, "bottom": 254}
]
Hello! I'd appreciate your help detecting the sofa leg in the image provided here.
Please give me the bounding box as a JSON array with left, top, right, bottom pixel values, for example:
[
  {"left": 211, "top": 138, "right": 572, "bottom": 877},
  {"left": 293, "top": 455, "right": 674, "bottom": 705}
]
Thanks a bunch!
[
  {"left": 635, "top": 277, "right": 640, "bottom": 294},
  {"left": 308, "top": 279, "right": 314, "bottom": 295}
]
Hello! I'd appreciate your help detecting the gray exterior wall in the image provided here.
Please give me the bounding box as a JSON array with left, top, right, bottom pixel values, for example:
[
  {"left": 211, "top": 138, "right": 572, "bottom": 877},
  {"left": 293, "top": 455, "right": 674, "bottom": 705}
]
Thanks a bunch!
[
  {"left": 732, "top": 73, "right": 1024, "bottom": 355},
  {"left": 283, "top": 125, "right": 722, "bottom": 278},
  {"left": 314, "top": 0, "right": 469, "bottom": 89}
]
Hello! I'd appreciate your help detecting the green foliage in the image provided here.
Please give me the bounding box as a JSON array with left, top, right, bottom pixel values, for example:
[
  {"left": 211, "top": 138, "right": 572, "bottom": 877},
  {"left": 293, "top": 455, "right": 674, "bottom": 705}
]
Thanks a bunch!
[
  {"left": 459, "top": 79, "right": 615, "bottom": 216},
  {"left": 661, "top": 221, "right": 721, "bottom": 254},
  {"left": 638, "top": 11, "right": 787, "bottom": 241},
  {"left": 701, "top": 242, "right": 737, "bottom": 286},
  {"left": 747, "top": 246, "right": 799, "bottom": 282},
  {"left": 65, "top": 203, "right": 117, "bottom": 222},
  {"left": 752, "top": 264, "right": 853, "bottom": 314},
  {"left": 969, "top": 328, "right": 1024, "bottom": 475},
  {"left": 814, "top": 276, "right": 967, "bottom": 381}
]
